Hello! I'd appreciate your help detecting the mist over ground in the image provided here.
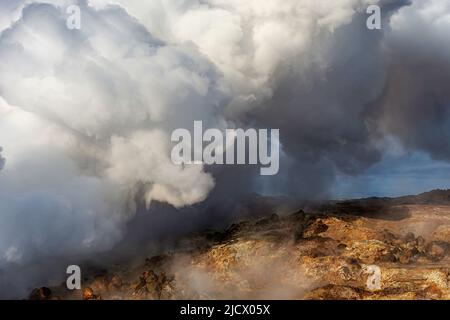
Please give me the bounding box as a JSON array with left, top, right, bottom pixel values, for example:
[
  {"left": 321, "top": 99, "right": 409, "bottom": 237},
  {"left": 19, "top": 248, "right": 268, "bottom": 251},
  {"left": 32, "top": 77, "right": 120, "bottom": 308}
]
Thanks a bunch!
[{"left": 0, "top": 0, "right": 450, "bottom": 298}]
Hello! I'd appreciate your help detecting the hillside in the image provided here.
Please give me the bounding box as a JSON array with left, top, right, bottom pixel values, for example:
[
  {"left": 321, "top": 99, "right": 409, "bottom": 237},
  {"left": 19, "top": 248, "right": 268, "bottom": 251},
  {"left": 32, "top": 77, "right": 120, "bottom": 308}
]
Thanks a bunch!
[{"left": 31, "top": 190, "right": 450, "bottom": 300}]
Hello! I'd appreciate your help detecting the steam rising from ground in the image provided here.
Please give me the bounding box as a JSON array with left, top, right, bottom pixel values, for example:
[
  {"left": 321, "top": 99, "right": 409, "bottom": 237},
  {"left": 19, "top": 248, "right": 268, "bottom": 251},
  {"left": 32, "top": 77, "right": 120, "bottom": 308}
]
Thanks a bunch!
[{"left": 0, "top": 0, "right": 450, "bottom": 297}]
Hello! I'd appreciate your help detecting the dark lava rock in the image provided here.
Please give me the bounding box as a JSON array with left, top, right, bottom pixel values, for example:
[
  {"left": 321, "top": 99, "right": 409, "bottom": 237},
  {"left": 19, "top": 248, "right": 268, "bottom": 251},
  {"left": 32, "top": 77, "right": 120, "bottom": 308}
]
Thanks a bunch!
[
  {"left": 255, "top": 213, "right": 280, "bottom": 228},
  {"left": 29, "top": 287, "right": 52, "bottom": 300},
  {"left": 426, "top": 241, "right": 449, "bottom": 261}
]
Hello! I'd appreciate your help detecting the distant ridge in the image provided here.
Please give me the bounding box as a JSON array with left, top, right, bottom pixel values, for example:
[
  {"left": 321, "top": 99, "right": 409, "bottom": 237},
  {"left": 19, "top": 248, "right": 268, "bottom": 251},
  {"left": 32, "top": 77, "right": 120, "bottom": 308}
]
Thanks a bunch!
[{"left": 314, "top": 189, "right": 450, "bottom": 220}]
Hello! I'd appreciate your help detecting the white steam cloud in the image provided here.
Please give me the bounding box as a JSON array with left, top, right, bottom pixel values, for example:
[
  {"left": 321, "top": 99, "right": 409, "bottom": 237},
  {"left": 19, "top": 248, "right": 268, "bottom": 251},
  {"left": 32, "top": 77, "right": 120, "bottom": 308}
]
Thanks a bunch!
[{"left": 0, "top": 0, "right": 450, "bottom": 297}]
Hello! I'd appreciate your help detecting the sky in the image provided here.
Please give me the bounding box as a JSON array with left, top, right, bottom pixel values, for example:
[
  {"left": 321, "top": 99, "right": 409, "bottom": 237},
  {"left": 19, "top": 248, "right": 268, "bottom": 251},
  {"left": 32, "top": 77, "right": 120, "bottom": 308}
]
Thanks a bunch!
[
  {"left": 334, "top": 152, "right": 450, "bottom": 198},
  {"left": 1, "top": 0, "right": 450, "bottom": 297}
]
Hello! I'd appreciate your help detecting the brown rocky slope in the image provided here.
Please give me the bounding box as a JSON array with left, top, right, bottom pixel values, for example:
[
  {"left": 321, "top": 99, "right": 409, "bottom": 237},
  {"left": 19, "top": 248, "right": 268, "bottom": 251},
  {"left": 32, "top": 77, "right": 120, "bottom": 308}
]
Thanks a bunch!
[{"left": 32, "top": 190, "right": 450, "bottom": 300}]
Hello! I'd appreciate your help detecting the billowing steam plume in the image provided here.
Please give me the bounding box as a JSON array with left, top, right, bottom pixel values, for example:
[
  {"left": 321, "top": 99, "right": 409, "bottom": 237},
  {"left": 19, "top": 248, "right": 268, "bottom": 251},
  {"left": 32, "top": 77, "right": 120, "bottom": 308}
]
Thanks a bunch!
[{"left": 0, "top": 0, "right": 449, "bottom": 297}]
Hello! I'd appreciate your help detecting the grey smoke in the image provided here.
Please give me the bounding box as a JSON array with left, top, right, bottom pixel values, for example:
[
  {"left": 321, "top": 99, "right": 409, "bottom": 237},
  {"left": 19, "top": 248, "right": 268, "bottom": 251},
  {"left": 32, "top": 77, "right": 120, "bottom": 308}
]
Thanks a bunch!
[
  {"left": 0, "top": 147, "right": 5, "bottom": 171},
  {"left": 0, "top": 0, "right": 450, "bottom": 297},
  {"left": 376, "top": 0, "right": 450, "bottom": 161}
]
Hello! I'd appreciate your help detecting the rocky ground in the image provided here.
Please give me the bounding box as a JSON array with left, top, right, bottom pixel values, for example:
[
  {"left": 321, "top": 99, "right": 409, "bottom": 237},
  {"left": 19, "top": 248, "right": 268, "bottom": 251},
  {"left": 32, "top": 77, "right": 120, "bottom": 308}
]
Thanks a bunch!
[{"left": 30, "top": 191, "right": 450, "bottom": 300}]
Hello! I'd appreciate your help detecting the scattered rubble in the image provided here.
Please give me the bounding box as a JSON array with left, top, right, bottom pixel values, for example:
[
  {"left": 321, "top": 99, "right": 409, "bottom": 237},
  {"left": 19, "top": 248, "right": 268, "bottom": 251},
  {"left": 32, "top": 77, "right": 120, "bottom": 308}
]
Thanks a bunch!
[{"left": 82, "top": 287, "right": 101, "bottom": 300}]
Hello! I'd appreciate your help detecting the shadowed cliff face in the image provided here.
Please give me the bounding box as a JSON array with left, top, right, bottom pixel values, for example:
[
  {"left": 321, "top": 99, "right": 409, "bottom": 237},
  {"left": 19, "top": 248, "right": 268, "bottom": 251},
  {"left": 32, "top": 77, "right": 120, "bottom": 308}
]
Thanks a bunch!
[{"left": 33, "top": 190, "right": 450, "bottom": 300}]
